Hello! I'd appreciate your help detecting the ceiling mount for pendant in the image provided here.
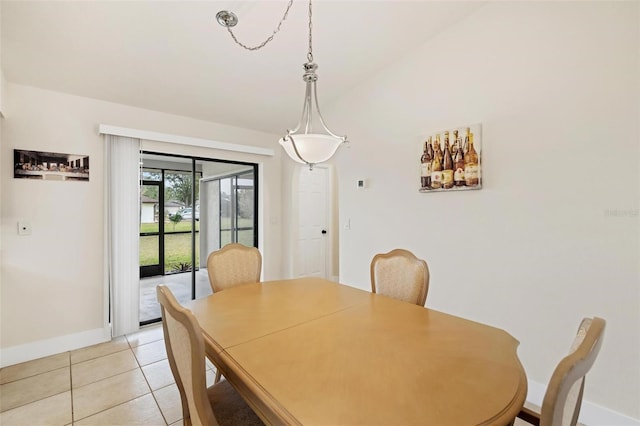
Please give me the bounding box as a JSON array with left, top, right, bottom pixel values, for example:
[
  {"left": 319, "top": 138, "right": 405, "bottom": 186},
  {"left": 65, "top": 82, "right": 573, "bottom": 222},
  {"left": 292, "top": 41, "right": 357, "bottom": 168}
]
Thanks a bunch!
[{"left": 216, "top": 11, "right": 238, "bottom": 28}]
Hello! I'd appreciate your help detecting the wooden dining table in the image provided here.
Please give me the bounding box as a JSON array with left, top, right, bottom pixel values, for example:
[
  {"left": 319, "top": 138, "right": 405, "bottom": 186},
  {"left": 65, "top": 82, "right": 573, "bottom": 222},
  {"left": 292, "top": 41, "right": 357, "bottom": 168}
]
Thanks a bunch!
[{"left": 184, "top": 277, "right": 527, "bottom": 425}]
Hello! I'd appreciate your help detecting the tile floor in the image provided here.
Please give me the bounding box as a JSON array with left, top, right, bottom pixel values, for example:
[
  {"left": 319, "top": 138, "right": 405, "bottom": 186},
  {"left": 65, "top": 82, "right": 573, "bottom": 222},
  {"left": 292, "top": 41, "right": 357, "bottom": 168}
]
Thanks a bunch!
[
  {"left": 0, "top": 324, "right": 218, "bottom": 426},
  {"left": 139, "top": 269, "right": 212, "bottom": 323}
]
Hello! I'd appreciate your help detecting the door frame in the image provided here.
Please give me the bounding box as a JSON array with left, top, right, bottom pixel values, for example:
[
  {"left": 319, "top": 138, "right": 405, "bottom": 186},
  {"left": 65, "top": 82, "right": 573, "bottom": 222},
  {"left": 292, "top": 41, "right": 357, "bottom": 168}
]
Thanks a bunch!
[{"left": 139, "top": 179, "right": 164, "bottom": 277}]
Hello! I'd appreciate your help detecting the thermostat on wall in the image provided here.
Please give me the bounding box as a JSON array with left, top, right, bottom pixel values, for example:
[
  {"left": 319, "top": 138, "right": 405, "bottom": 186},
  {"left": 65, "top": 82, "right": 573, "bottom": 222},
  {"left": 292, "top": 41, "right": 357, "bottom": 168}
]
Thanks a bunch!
[{"left": 357, "top": 179, "right": 367, "bottom": 189}]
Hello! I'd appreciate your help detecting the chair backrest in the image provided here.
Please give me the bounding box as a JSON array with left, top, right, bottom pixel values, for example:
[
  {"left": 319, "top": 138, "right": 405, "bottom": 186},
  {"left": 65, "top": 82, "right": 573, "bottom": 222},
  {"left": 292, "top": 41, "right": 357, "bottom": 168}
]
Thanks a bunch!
[
  {"left": 540, "top": 317, "right": 606, "bottom": 426},
  {"left": 370, "top": 248, "right": 430, "bottom": 306},
  {"left": 207, "top": 243, "right": 262, "bottom": 293},
  {"left": 157, "top": 285, "right": 218, "bottom": 426}
]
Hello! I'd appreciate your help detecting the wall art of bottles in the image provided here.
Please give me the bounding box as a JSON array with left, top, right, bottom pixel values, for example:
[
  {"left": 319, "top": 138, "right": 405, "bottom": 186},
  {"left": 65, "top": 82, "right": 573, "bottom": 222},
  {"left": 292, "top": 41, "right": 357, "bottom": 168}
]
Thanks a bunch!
[{"left": 419, "top": 123, "right": 482, "bottom": 192}]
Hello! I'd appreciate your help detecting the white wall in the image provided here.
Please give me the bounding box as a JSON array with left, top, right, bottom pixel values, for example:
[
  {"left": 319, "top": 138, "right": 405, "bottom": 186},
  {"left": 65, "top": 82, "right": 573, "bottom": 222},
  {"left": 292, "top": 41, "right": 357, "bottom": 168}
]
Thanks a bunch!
[
  {"left": 0, "top": 2, "right": 4, "bottom": 331},
  {"left": 330, "top": 1, "right": 639, "bottom": 422},
  {"left": 0, "top": 83, "right": 284, "bottom": 357},
  {"left": 0, "top": 0, "right": 4, "bottom": 117}
]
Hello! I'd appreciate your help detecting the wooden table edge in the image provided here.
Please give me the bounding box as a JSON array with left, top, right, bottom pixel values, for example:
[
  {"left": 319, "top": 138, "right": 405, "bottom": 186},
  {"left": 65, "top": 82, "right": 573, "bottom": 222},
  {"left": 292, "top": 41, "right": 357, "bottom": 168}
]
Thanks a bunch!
[
  {"left": 218, "top": 349, "right": 298, "bottom": 426},
  {"left": 480, "top": 348, "right": 529, "bottom": 426}
]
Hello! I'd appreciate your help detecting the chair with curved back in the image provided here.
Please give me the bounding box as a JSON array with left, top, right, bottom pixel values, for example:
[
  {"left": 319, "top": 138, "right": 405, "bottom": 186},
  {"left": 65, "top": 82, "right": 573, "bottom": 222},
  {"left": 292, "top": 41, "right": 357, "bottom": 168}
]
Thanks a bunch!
[
  {"left": 206, "top": 243, "right": 262, "bottom": 383},
  {"left": 207, "top": 243, "right": 262, "bottom": 293},
  {"left": 516, "top": 317, "right": 606, "bottom": 426},
  {"left": 157, "top": 285, "right": 264, "bottom": 426},
  {"left": 370, "top": 248, "right": 430, "bottom": 306}
]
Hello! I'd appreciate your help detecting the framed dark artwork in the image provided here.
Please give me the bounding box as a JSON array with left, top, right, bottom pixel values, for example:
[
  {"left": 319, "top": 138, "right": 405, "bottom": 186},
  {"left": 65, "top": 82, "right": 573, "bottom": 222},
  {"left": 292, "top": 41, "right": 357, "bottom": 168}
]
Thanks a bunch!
[
  {"left": 419, "top": 123, "right": 482, "bottom": 192},
  {"left": 14, "top": 149, "right": 90, "bottom": 182}
]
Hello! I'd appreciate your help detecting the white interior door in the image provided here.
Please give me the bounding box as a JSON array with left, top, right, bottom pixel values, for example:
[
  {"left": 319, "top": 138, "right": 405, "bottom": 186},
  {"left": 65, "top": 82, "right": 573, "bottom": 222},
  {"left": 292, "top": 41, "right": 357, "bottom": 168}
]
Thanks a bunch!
[{"left": 295, "top": 166, "right": 329, "bottom": 278}]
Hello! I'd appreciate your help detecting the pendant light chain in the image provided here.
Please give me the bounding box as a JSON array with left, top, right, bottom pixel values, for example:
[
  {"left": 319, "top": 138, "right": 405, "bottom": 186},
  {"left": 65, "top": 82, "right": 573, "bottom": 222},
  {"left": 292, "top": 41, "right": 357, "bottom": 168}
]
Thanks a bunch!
[
  {"left": 224, "top": 0, "right": 294, "bottom": 51},
  {"left": 307, "top": 0, "right": 313, "bottom": 63}
]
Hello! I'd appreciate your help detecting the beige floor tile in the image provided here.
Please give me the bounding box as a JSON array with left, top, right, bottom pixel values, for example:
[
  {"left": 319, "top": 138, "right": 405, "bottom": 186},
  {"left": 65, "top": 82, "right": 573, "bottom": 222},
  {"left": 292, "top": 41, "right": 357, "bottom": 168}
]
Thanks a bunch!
[
  {"left": 0, "top": 353, "right": 69, "bottom": 385},
  {"left": 71, "top": 336, "right": 130, "bottom": 364},
  {"left": 153, "top": 383, "right": 182, "bottom": 425},
  {"left": 72, "top": 369, "right": 150, "bottom": 421},
  {"left": 72, "top": 349, "right": 139, "bottom": 388},
  {"left": 0, "top": 390, "right": 71, "bottom": 426},
  {"left": 74, "top": 394, "right": 165, "bottom": 426},
  {"left": 132, "top": 340, "right": 167, "bottom": 366},
  {"left": 126, "top": 325, "right": 164, "bottom": 348},
  {"left": 168, "top": 421, "right": 182, "bottom": 426},
  {"left": 141, "top": 359, "right": 175, "bottom": 391},
  {"left": 0, "top": 367, "right": 70, "bottom": 412}
]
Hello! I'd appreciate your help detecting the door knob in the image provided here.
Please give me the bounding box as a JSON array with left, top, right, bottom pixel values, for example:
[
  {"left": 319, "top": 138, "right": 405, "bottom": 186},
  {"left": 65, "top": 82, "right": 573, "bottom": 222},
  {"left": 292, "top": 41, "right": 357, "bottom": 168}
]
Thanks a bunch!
[{"left": 321, "top": 230, "right": 327, "bottom": 234}]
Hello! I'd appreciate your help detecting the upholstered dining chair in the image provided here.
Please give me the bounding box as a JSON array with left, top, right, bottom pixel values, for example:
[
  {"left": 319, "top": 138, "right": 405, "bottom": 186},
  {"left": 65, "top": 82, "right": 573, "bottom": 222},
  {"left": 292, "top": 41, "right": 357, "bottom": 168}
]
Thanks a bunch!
[
  {"left": 370, "top": 248, "right": 430, "bottom": 306},
  {"left": 516, "top": 317, "right": 606, "bottom": 426},
  {"left": 157, "top": 285, "right": 264, "bottom": 426},
  {"left": 207, "top": 243, "right": 262, "bottom": 293},
  {"left": 206, "top": 243, "right": 261, "bottom": 384}
]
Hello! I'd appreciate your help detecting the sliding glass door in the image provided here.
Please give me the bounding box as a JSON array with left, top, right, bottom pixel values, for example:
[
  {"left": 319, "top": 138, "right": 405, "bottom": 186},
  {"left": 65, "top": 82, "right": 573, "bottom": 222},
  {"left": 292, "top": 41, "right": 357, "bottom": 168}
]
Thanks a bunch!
[
  {"left": 220, "top": 172, "right": 256, "bottom": 247},
  {"left": 139, "top": 153, "right": 258, "bottom": 324},
  {"left": 196, "top": 164, "right": 256, "bottom": 298},
  {"left": 140, "top": 181, "right": 163, "bottom": 277},
  {"left": 163, "top": 169, "right": 199, "bottom": 275}
]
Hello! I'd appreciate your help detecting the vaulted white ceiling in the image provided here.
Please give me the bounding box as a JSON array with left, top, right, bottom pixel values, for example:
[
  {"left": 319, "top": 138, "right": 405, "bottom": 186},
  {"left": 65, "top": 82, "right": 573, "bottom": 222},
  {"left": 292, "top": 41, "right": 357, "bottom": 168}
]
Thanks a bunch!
[{"left": 1, "top": 1, "right": 484, "bottom": 135}]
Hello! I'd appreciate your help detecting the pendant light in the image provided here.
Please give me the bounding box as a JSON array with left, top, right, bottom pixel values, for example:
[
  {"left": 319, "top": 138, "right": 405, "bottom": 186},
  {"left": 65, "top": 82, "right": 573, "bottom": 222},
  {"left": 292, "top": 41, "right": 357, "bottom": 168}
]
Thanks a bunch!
[{"left": 216, "top": 0, "right": 347, "bottom": 169}]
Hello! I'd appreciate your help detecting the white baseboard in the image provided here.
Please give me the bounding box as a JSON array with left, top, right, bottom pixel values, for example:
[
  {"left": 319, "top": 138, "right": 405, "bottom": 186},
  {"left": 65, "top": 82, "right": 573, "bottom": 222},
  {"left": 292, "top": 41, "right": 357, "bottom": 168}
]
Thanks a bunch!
[
  {"left": 0, "top": 326, "right": 111, "bottom": 368},
  {"left": 528, "top": 380, "right": 640, "bottom": 426}
]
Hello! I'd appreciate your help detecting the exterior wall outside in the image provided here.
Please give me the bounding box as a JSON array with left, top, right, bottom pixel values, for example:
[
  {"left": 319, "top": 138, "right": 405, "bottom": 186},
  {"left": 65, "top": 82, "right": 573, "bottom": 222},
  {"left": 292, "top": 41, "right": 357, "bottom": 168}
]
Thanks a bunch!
[
  {"left": 329, "top": 1, "right": 639, "bottom": 421},
  {"left": 140, "top": 202, "right": 154, "bottom": 223}
]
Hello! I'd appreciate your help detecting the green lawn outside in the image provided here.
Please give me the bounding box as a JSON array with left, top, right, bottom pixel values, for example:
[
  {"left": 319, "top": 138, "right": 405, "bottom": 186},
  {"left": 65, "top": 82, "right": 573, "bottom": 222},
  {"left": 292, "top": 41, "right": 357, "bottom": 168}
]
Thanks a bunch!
[
  {"left": 140, "top": 217, "right": 252, "bottom": 233},
  {"left": 140, "top": 217, "right": 254, "bottom": 273},
  {"left": 139, "top": 232, "right": 200, "bottom": 273},
  {"left": 140, "top": 220, "right": 198, "bottom": 233}
]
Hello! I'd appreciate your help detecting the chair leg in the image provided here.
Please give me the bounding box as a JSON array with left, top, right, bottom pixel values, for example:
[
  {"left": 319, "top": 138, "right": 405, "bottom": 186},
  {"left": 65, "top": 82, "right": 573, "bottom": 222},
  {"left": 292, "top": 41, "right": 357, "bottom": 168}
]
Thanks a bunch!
[{"left": 205, "top": 354, "right": 223, "bottom": 384}]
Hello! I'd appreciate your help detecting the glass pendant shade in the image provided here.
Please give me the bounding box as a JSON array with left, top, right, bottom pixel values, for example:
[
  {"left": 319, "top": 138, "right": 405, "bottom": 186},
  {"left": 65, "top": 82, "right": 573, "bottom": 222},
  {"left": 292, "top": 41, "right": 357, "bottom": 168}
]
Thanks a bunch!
[
  {"left": 280, "top": 61, "right": 347, "bottom": 168},
  {"left": 279, "top": 134, "right": 343, "bottom": 165}
]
